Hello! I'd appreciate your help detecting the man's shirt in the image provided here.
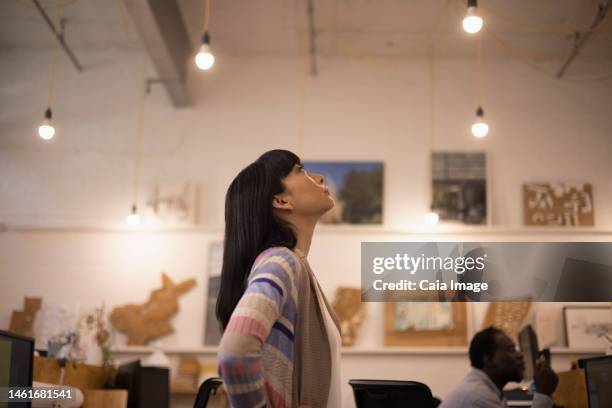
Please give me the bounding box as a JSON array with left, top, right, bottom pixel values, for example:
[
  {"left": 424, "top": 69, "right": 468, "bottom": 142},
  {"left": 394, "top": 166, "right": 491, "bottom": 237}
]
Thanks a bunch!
[{"left": 439, "top": 368, "right": 553, "bottom": 408}]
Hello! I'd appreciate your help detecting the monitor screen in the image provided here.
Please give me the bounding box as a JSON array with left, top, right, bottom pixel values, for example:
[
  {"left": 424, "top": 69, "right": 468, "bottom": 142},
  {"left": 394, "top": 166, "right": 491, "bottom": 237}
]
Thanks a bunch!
[
  {"left": 584, "top": 356, "right": 612, "bottom": 408},
  {"left": 0, "top": 330, "right": 34, "bottom": 408},
  {"left": 518, "top": 325, "right": 539, "bottom": 381}
]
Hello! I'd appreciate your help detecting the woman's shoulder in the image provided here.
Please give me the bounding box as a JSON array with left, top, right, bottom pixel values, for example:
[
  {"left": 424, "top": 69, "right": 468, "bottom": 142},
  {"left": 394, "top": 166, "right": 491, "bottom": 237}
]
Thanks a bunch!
[
  {"left": 248, "top": 246, "right": 302, "bottom": 294},
  {"left": 251, "top": 246, "right": 302, "bottom": 278},
  {"left": 255, "top": 246, "right": 300, "bottom": 266}
]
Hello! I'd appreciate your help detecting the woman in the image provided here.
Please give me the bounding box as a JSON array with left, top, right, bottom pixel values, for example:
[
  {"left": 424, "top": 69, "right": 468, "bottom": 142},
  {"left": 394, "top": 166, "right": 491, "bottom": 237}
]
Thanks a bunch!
[{"left": 216, "top": 149, "right": 342, "bottom": 408}]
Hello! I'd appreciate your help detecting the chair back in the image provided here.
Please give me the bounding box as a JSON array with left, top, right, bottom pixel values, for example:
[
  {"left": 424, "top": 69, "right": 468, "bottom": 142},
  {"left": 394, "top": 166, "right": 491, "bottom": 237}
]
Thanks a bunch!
[
  {"left": 349, "top": 379, "right": 435, "bottom": 408},
  {"left": 193, "top": 377, "right": 224, "bottom": 408}
]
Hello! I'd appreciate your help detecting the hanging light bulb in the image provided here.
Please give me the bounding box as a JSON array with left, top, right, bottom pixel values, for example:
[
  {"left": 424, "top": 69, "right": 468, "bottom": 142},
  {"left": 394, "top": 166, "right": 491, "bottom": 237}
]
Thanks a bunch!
[
  {"left": 463, "top": 0, "right": 483, "bottom": 34},
  {"left": 38, "top": 108, "right": 55, "bottom": 140},
  {"left": 195, "top": 32, "right": 215, "bottom": 70},
  {"left": 126, "top": 204, "right": 141, "bottom": 226},
  {"left": 471, "top": 106, "right": 489, "bottom": 138},
  {"left": 424, "top": 211, "right": 440, "bottom": 225}
]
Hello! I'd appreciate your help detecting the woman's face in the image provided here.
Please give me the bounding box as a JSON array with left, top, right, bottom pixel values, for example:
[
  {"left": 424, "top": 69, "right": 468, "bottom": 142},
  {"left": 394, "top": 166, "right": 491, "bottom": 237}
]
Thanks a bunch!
[{"left": 274, "top": 164, "right": 334, "bottom": 217}]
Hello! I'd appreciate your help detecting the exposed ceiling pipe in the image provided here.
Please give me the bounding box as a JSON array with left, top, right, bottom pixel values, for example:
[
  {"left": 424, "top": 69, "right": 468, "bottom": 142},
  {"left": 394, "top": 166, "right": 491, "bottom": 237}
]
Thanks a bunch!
[
  {"left": 307, "top": 0, "right": 318, "bottom": 76},
  {"left": 121, "top": 0, "right": 192, "bottom": 107},
  {"left": 32, "top": 0, "right": 83, "bottom": 72},
  {"left": 556, "top": 0, "right": 611, "bottom": 78}
]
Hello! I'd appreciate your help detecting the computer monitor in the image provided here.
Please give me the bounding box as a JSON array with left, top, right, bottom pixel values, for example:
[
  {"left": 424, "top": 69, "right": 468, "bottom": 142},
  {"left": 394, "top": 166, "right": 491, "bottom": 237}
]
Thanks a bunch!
[
  {"left": 579, "top": 355, "right": 612, "bottom": 408},
  {"left": 518, "top": 325, "right": 539, "bottom": 381},
  {"left": 0, "top": 330, "right": 34, "bottom": 408}
]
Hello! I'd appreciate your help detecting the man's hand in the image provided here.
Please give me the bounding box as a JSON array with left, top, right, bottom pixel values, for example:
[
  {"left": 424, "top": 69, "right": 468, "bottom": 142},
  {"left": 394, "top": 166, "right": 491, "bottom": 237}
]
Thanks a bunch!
[{"left": 534, "top": 356, "right": 559, "bottom": 396}]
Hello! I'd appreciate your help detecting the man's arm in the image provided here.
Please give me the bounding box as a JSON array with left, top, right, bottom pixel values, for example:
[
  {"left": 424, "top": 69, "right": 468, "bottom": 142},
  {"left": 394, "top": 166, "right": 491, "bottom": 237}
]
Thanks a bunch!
[{"left": 532, "top": 357, "right": 558, "bottom": 408}]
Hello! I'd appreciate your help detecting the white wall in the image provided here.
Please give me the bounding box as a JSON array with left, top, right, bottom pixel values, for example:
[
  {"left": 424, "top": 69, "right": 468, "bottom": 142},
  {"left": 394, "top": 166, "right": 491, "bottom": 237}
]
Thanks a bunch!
[
  {"left": 1, "top": 49, "right": 611, "bottom": 227},
  {"left": 1, "top": 48, "right": 611, "bottom": 406},
  {"left": 1, "top": 229, "right": 610, "bottom": 408}
]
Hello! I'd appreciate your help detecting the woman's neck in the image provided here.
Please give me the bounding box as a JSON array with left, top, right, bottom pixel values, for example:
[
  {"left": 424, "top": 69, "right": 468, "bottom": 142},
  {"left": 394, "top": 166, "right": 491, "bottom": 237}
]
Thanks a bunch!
[{"left": 291, "top": 216, "right": 317, "bottom": 256}]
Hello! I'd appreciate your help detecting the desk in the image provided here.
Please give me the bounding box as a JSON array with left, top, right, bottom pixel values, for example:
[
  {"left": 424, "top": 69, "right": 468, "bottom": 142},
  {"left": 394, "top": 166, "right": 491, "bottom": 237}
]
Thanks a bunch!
[{"left": 553, "top": 369, "right": 588, "bottom": 408}]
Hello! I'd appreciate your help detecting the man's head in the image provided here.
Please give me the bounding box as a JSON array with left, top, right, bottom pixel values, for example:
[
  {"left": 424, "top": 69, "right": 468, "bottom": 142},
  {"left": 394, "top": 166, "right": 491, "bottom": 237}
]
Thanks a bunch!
[{"left": 469, "top": 326, "right": 525, "bottom": 383}]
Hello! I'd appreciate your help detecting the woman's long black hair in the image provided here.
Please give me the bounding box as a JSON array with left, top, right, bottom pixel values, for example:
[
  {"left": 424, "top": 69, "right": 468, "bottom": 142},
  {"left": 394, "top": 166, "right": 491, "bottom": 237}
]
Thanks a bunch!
[{"left": 216, "top": 149, "right": 300, "bottom": 330}]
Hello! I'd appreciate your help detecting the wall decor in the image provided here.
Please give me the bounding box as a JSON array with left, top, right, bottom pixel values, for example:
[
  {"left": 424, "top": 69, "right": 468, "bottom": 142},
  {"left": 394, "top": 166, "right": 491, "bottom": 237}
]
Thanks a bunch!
[
  {"left": 482, "top": 301, "right": 532, "bottom": 341},
  {"left": 303, "top": 161, "right": 383, "bottom": 224},
  {"left": 9, "top": 296, "right": 42, "bottom": 337},
  {"left": 330, "top": 287, "right": 366, "bottom": 346},
  {"left": 384, "top": 292, "right": 467, "bottom": 346},
  {"left": 523, "top": 183, "right": 594, "bottom": 226},
  {"left": 431, "top": 152, "right": 487, "bottom": 225},
  {"left": 145, "top": 181, "right": 200, "bottom": 225},
  {"left": 563, "top": 306, "right": 611, "bottom": 349},
  {"left": 204, "top": 241, "right": 224, "bottom": 346},
  {"left": 110, "top": 273, "right": 196, "bottom": 345}
]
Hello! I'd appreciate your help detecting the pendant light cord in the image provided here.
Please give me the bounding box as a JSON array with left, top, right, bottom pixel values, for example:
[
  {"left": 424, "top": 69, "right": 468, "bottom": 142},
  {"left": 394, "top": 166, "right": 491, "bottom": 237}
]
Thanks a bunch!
[
  {"left": 203, "top": 0, "right": 211, "bottom": 32},
  {"left": 428, "top": 46, "right": 436, "bottom": 211},
  {"left": 132, "top": 81, "right": 146, "bottom": 207},
  {"left": 47, "top": 11, "right": 60, "bottom": 108},
  {"left": 476, "top": 34, "right": 482, "bottom": 107}
]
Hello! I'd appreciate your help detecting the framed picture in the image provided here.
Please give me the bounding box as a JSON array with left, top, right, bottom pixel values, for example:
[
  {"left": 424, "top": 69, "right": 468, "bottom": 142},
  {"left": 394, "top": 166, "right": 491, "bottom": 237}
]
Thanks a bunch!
[
  {"left": 523, "top": 183, "right": 594, "bottom": 226},
  {"left": 203, "top": 241, "right": 224, "bottom": 346},
  {"left": 303, "top": 161, "right": 383, "bottom": 224},
  {"left": 563, "top": 306, "right": 611, "bottom": 349},
  {"left": 482, "top": 301, "right": 532, "bottom": 341},
  {"left": 431, "top": 152, "right": 487, "bottom": 225},
  {"left": 144, "top": 181, "right": 200, "bottom": 225},
  {"left": 384, "top": 291, "right": 467, "bottom": 346}
]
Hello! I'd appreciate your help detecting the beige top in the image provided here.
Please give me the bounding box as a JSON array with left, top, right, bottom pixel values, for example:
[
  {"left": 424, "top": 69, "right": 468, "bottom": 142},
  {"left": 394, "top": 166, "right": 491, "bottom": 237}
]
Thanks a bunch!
[{"left": 292, "top": 248, "right": 342, "bottom": 408}]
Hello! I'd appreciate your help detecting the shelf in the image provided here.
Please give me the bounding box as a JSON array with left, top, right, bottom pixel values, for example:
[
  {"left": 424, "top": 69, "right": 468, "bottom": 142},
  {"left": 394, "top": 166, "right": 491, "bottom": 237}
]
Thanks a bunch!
[
  {"left": 112, "top": 346, "right": 606, "bottom": 356},
  {"left": 170, "top": 387, "right": 199, "bottom": 395},
  {"left": 548, "top": 347, "right": 607, "bottom": 355},
  {"left": 112, "top": 346, "right": 219, "bottom": 355},
  {"left": 112, "top": 346, "right": 469, "bottom": 356},
  {"left": 0, "top": 222, "right": 224, "bottom": 234},
  {"left": 341, "top": 347, "right": 467, "bottom": 355},
  {"left": 2, "top": 222, "right": 611, "bottom": 236}
]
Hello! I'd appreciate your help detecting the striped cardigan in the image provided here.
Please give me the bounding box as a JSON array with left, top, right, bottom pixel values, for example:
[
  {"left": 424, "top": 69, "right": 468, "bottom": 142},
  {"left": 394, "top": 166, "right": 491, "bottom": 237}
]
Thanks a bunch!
[{"left": 217, "top": 247, "right": 301, "bottom": 407}]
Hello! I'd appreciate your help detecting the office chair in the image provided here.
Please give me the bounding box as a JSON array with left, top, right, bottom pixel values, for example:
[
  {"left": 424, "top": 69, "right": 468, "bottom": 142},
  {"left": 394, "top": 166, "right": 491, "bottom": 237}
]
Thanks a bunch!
[
  {"left": 349, "top": 379, "right": 435, "bottom": 408},
  {"left": 193, "top": 377, "right": 224, "bottom": 408}
]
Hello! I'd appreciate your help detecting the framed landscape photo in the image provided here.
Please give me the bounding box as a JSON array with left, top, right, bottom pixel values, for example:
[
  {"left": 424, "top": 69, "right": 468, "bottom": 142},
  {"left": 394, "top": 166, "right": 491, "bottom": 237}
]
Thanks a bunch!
[
  {"left": 303, "top": 161, "right": 383, "bottom": 225},
  {"left": 384, "top": 291, "right": 468, "bottom": 347},
  {"left": 563, "top": 306, "right": 611, "bottom": 349}
]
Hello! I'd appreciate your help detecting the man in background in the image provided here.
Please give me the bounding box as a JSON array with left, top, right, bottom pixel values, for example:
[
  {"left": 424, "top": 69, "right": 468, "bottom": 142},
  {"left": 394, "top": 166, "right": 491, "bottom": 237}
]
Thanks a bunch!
[{"left": 440, "top": 326, "right": 558, "bottom": 408}]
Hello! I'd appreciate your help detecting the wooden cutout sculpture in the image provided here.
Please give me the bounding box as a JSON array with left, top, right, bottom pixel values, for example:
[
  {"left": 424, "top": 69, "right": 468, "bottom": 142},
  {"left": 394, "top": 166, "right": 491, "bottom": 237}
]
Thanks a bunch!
[
  {"left": 110, "top": 273, "right": 196, "bottom": 345},
  {"left": 9, "top": 297, "right": 42, "bottom": 337},
  {"left": 482, "top": 301, "right": 532, "bottom": 340},
  {"left": 331, "top": 287, "right": 366, "bottom": 346}
]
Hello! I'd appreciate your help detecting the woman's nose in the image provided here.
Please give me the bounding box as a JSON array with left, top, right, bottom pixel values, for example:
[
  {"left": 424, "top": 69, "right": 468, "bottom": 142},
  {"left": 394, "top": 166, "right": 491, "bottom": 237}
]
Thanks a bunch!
[{"left": 311, "top": 173, "right": 325, "bottom": 184}]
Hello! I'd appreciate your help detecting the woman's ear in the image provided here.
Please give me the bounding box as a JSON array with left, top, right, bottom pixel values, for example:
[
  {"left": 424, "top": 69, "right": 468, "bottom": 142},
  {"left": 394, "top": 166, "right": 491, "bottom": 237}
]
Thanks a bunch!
[{"left": 272, "top": 195, "right": 293, "bottom": 210}]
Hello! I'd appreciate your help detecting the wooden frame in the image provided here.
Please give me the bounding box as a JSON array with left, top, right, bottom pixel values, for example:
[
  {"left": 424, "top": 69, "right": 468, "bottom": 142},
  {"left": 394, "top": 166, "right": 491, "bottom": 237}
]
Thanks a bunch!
[
  {"left": 523, "top": 182, "right": 594, "bottom": 226},
  {"left": 563, "top": 305, "right": 611, "bottom": 348},
  {"left": 384, "top": 292, "right": 468, "bottom": 346}
]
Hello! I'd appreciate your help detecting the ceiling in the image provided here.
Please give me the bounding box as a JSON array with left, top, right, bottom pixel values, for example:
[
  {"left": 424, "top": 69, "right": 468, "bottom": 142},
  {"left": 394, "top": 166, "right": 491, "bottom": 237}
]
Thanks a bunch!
[{"left": 1, "top": 0, "right": 611, "bottom": 62}]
